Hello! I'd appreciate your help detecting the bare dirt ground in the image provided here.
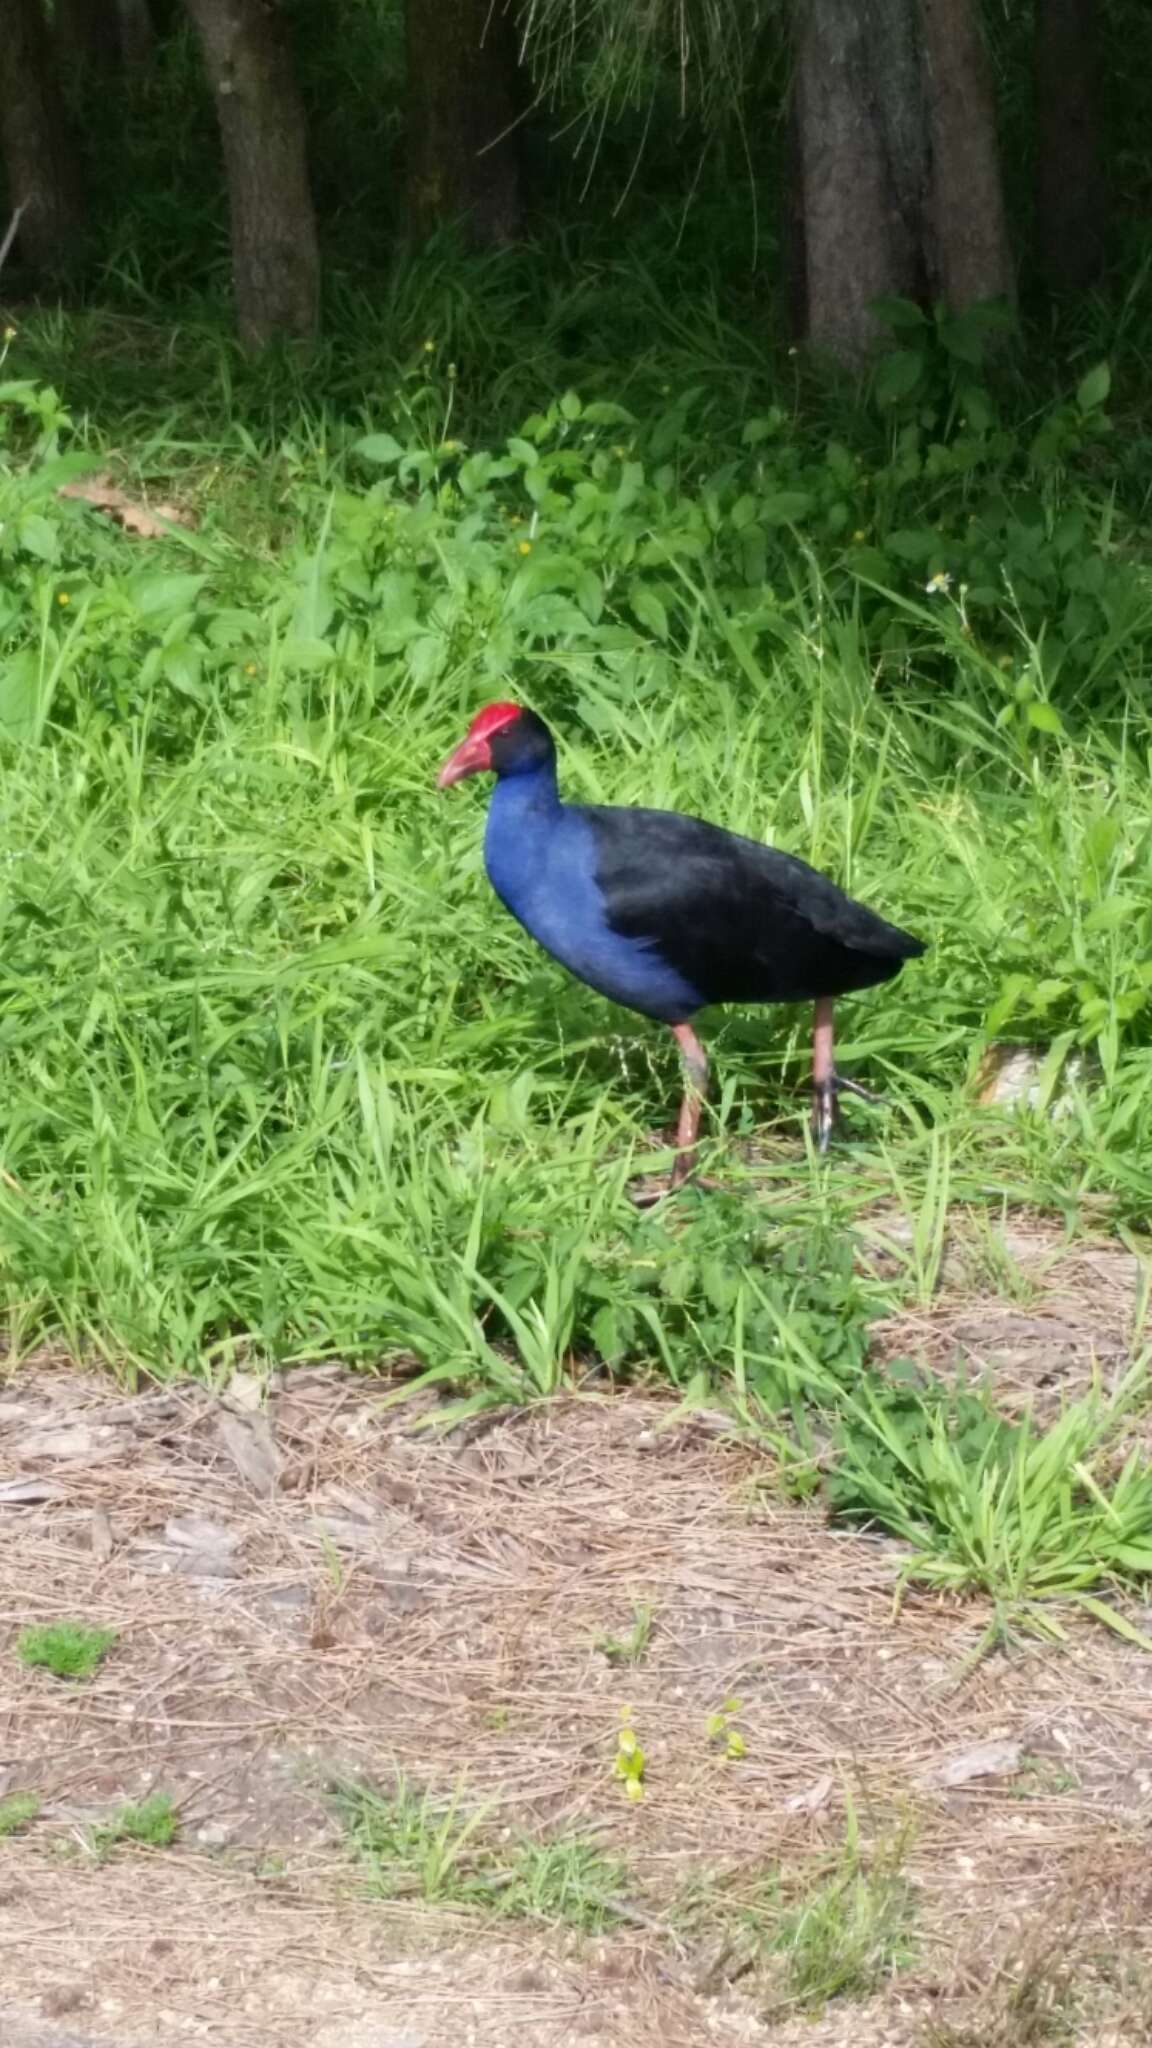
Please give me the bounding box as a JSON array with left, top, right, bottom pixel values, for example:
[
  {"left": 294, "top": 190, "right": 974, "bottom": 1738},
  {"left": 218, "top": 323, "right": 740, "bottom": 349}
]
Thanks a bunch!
[{"left": 3, "top": 1221, "right": 1152, "bottom": 2048}]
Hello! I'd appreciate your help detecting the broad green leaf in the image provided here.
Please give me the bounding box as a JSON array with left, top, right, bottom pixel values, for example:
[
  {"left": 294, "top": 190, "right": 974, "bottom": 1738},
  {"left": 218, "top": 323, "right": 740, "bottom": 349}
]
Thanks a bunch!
[
  {"left": 1084, "top": 895, "right": 1147, "bottom": 933},
  {"left": 759, "top": 491, "right": 813, "bottom": 527},
  {"left": 161, "top": 642, "right": 205, "bottom": 698},
  {"left": 0, "top": 649, "right": 40, "bottom": 737},
  {"left": 353, "top": 432, "right": 405, "bottom": 464},
  {"left": 872, "top": 296, "right": 929, "bottom": 332},
  {"left": 1076, "top": 363, "right": 1111, "bottom": 414},
  {"left": 15, "top": 512, "right": 60, "bottom": 562},
  {"left": 278, "top": 636, "right": 337, "bottom": 671},
  {"left": 874, "top": 350, "right": 924, "bottom": 403},
  {"left": 128, "top": 572, "right": 207, "bottom": 622},
  {"left": 1026, "top": 700, "right": 1064, "bottom": 735},
  {"left": 582, "top": 400, "right": 635, "bottom": 427},
  {"left": 629, "top": 583, "right": 669, "bottom": 641}
]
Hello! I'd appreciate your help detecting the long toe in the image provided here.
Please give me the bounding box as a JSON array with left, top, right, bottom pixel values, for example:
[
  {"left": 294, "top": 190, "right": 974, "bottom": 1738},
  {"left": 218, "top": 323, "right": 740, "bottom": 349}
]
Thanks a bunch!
[
  {"left": 833, "top": 1072, "right": 885, "bottom": 1106},
  {"left": 811, "top": 1081, "right": 837, "bottom": 1153}
]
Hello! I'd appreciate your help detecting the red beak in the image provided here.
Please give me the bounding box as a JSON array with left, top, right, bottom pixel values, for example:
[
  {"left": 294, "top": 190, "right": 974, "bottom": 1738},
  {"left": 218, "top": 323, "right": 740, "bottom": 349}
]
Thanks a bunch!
[{"left": 436, "top": 733, "right": 493, "bottom": 790}]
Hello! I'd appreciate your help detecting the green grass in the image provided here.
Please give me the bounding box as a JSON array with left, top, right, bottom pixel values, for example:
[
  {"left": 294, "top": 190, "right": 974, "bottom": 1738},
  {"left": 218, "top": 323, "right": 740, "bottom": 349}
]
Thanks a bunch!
[
  {"left": 595, "top": 1601, "right": 655, "bottom": 1665},
  {"left": 336, "top": 1776, "right": 628, "bottom": 1928},
  {"left": 336, "top": 1776, "right": 493, "bottom": 1905},
  {"left": 340, "top": 1773, "right": 917, "bottom": 2001},
  {"left": 827, "top": 1364, "right": 1152, "bottom": 1646},
  {"left": 0, "top": 1792, "right": 41, "bottom": 1838},
  {"left": 2, "top": 360, "right": 1149, "bottom": 1384},
  {"left": 3, "top": 252, "right": 1152, "bottom": 1637},
  {"left": 685, "top": 1806, "right": 917, "bottom": 2010},
  {"left": 90, "top": 1792, "right": 180, "bottom": 1859},
  {"left": 768, "top": 1835, "right": 916, "bottom": 2012},
  {"left": 16, "top": 1622, "right": 118, "bottom": 1682}
]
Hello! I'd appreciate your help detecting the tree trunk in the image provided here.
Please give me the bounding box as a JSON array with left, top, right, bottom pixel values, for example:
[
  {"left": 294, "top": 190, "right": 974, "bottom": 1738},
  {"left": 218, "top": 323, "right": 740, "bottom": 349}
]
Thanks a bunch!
[
  {"left": 119, "top": 0, "right": 157, "bottom": 68},
  {"left": 789, "top": 0, "right": 1013, "bottom": 364},
  {"left": 782, "top": 95, "right": 807, "bottom": 343},
  {"left": 181, "top": 0, "right": 319, "bottom": 348},
  {"left": 919, "top": 0, "right": 1013, "bottom": 309},
  {"left": 0, "top": 0, "right": 88, "bottom": 278},
  {"left": 405, "top": 0, "right": 524, "bottom": 246},
  {"left": 54, "top": 0, "right": 120, "bottom": 78},
  {"left": 791, "top": 0, "right": 911, "bottom": 365},
  {"left": 1034, "top": 0, "right": 1104, "bottom": 293}
]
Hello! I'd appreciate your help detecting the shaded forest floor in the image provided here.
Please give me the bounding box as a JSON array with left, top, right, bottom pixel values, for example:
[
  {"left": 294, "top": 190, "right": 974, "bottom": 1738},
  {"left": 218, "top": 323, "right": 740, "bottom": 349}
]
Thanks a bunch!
[{"left": 4, "top": 1221, "right": 1152, "bottom": 2048}]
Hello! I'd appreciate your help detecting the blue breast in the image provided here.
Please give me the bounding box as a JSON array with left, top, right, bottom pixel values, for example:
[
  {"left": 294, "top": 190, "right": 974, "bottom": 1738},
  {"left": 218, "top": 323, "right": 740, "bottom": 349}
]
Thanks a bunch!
[{"left": 483, "top": 769, "right": 702, "bottom": 1023}]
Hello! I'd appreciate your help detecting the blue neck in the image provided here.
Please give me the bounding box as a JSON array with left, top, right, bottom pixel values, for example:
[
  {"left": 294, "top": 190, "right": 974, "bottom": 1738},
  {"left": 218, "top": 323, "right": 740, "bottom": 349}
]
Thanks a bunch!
[
  {"left": 488, "top": 758, "right": 562, "bottom": 829},
  {"left": 480, "top": 753, "right": 703, "bottom": 1023},
  {"left": 483, "top": 758, "right": 562, "bottom": 917}
]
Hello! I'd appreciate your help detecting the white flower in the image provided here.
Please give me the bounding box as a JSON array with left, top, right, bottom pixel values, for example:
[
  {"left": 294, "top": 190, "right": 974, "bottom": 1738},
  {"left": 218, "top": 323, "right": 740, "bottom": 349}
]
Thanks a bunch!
[{"left": 925, "top": 570, "right": 953, "bottom": 595}]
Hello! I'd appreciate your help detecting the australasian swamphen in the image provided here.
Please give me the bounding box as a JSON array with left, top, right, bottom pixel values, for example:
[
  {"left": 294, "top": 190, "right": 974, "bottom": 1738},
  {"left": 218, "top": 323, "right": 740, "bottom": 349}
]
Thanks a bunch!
[{"left": 437, "top": 703, "right": 925, "bottom": 1183}]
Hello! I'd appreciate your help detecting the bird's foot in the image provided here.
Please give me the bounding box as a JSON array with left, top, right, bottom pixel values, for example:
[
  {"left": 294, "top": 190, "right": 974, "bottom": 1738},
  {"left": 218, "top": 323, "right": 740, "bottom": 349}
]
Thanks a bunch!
[
  {"left": 811, "top": 1080, "right": 838, "bottom": 1155},
  {"left": 630, "top": 1173, "right": 695, "bottom": 1209},
  {"left": 628, "top": 1143, "right": 720, "bottom": 1206},
  {"left": 833, "top": 1072, "right": 884, "bottom": 1106},
  {"left": 811, "top": 1071, "right": 884, "bottom": 1152}
]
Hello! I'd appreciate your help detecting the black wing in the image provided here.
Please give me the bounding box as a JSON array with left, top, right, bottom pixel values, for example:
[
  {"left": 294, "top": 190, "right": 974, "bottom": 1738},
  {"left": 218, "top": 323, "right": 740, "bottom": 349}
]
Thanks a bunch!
[{"left": 582, "top": 804, "right": 926, "bottom": 1006}]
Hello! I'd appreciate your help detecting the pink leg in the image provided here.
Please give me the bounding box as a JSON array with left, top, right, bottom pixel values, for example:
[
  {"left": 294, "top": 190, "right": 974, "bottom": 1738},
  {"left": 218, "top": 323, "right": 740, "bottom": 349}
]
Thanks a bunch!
[
  {"left": 670, "top": 1021, "right": 709, "bottom": 1186},
  {"left": 811, "top": 996, "right": 836, "bottom": 1153}
]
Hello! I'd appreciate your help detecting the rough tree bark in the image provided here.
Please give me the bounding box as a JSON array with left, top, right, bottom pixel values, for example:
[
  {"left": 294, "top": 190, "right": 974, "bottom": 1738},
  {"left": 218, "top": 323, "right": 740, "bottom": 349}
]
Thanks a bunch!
[
  {"left": 54, "top": 0, "right": 121, "bottom": 79},
  {"left": 920, "top": 0, "right": 1013, "bottom": 308},
  {"left": 181, "top": 0, "right": 319, "bottom": 348},
  {"left": 119, "top": 0, "right": 158, "bottom": 67},
  {"left": 0, "top": 0, "right": 88, "bottom": 278},
  {"left": 791, "top": 0, "right": 909, "bottom": 363},
  {"left": 1034, "top": 0, "right": 1105, "bottom": 293},
  {"left": 789, "top": 0, "right": 1013, "bottom": 365},
  {"left": 405, "top": 0, "right": 524, "bottom": 245}
]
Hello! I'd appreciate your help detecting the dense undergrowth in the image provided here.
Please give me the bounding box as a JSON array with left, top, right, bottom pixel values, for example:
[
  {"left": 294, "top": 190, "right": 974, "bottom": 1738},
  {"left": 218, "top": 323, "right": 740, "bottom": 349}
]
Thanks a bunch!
[{"left": 3, "top": 224, "right": 1152, "bottom": 1625}]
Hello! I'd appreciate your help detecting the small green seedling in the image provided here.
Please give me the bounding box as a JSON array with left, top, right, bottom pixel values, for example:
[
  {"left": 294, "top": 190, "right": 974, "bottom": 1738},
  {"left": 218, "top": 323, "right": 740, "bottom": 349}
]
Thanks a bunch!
[
  {"left": 596, "top": 1602, "right": 654, "bottom": 1666},
  {"left": 613, "top": 1708, "right": 646, "bottom": 1801},
  {"left": 91, "top": 1793, "right": 179, "bottom": 1860},
  {"left": 16, "top": 1621, "right": 117, "bottom": 1682},
  {"left": 336, "top": 1775, "right": 492, "bottom": 1903},
  {"left": 0, "top": 1792, "right": 40, "bottom": 1838},
  {"left": 707, "top": 1698, "right": 747, "bottom": 1761},
  {"left": 1011, "top": 1756, "right": 1079, "bottom": 1800},
  {"left": 491, "top": 1834, "right": 631, "bottom": 1931},
  {"left": 317, "top": 1526, "right": 348, "bottom": 1594}
]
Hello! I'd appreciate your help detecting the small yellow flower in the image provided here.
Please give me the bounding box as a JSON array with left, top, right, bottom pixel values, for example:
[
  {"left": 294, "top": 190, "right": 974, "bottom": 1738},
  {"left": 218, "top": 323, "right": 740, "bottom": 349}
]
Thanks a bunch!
[
  {"left": 518, "top": 540, "right": 532, "bottom": 556},
  {"left": 3, "top": 326, "right": 15, "bottom": 342},
  {"left": 244, "top": 662, "right": 257, "bottom": 675},
  {"left": 57, "top": 592, "right": 70, "bottom": 605},
  {"left": 422, "top": 338, "right": 436, "bottom": 353},
  {"left": 853, "top": 529, "right": 866, "bottom": 542}
]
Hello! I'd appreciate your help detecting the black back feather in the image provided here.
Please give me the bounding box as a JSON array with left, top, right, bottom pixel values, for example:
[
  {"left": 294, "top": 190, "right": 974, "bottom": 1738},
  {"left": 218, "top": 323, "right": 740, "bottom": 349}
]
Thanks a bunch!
[{"left": 584, "top": 805, "right": 925, "bottom": 1006}]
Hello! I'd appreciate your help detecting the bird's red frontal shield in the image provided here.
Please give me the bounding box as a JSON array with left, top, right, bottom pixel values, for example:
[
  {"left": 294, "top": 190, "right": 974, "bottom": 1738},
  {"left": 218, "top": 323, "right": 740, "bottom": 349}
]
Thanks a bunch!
[{"left": 436, "top": 702, "right": 523, "bottom": 789}]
